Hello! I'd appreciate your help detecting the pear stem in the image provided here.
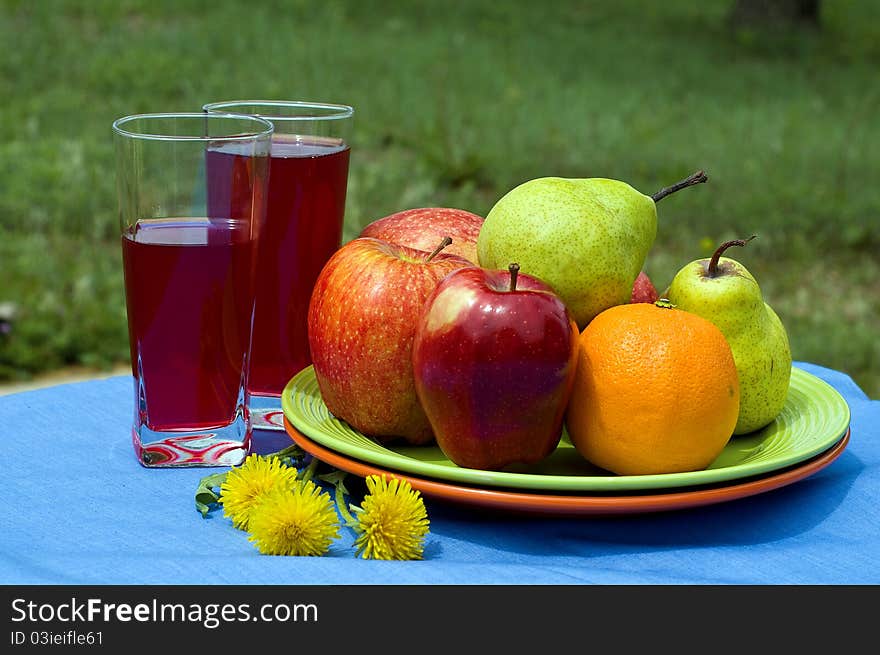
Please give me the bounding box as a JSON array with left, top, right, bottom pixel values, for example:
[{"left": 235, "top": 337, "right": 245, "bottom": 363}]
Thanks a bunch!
[
  {"left": 425, "top": 236, "right": 453, "bottom": 262},
  {"left": 508, "top": 262, "right": 520, "bottom": 291},
  {"left": 706, "top": 235, "right": 757, "bottom": 277},
  {"left": 650, "top": 170, "right": 708, "bottom": 203}
]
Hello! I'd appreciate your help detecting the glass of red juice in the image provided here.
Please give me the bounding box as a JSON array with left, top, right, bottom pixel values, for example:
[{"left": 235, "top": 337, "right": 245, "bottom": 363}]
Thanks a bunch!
[
  {"left": 202, "top": 100, "right": 353, "bottom": 423},
  {"left": 112, "top": 112, "right": 273, "bottom": 467}
]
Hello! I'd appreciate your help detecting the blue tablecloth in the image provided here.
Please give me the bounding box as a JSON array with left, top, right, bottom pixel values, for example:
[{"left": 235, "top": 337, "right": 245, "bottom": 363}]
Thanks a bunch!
[{"left": 1, "top": 361, "right": 877, "bottom": 585}]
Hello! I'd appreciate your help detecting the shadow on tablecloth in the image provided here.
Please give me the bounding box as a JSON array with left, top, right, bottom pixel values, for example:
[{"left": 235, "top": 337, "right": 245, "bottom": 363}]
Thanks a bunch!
[{"left": 423, "top": 449, "right": 863, "bottom": 556}]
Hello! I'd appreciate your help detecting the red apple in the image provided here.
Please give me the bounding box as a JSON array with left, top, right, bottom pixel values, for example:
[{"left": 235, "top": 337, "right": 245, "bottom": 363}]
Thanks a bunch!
[
  {"left": 359, "top": 207, "right": 484, "bottom": 264},
  {"left": 412, "top": 263, "right": 579, "bottom": 470},
  {"left": 307, "top": 236, "right": 471, "bottom": 445},
  {"left": 630, "top": 270, "right": 659, "bottom": 304}
]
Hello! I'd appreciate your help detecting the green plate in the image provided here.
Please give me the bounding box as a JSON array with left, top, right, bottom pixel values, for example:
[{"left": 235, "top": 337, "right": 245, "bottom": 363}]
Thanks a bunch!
[{"left": 281, "top": 365, "right": 850, "bottom": 492}]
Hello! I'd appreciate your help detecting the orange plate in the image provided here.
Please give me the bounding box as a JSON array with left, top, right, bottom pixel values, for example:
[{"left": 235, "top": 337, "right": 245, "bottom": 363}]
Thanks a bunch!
[{"left": 284, "top": 418, "right": 850, "bottom": 516}]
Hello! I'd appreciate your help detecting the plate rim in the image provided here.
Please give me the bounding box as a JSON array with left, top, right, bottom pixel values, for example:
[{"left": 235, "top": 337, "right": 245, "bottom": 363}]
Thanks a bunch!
[
  {"left": 282, "top": 365, "right": 851, "bottom": 492},
  {"left": 285, "top": 419, "right": 850, "bottom": 516}
]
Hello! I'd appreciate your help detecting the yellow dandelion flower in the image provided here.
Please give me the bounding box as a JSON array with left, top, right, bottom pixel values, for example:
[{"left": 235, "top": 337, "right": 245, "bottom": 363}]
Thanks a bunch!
[
  {"left": 247, "top": 480, "right": 340, "bottom": 556},
  {"left": 351, "top": 475, "right": 430, "bottom": 560},
  {"left": 220, "top": 453, "right": 299, "bottom": 530}
]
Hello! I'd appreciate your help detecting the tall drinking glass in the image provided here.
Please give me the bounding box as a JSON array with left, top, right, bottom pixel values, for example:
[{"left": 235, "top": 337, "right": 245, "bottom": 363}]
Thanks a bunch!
[
  {"left": 202, "top": 101, "right": 353, "bottom": 424},
  {"left": 113, "top": 113, "right": 273, "bottom": 467}
]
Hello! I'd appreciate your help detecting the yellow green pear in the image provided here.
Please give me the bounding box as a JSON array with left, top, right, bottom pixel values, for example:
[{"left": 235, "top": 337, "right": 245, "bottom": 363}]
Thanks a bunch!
[
  {"left": 665, "top": 236, "right": 792, "bottom": 434},
  {"left": 477, "top": 171, "right": 708, "bottom": 328}
]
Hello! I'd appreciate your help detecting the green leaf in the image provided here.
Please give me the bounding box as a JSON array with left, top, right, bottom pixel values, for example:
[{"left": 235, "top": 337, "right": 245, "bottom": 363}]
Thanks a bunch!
[{"left": 194, "top": 471, "right": 228, "bottom": 518}]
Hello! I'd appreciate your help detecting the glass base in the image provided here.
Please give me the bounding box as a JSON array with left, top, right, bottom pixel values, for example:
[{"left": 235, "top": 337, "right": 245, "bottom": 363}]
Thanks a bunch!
[
  {"left": 133, "top": 419, "right": 251, "bottom": 467},
  {"left": 249, "top": 392, "right": 287, "bottom": 431}
]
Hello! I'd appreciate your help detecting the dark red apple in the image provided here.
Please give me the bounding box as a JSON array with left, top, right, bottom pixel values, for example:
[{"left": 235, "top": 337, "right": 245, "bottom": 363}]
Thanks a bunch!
[
  {"left": 359, "top": 207, "right": 484, "bottom": 264},
  {"left": 308, "top": 237, "right": 472, "bottom": 445},
  {"left": 630, "top": 270, "right": 659, "bottom": 304},
  {"left": 412, "top": 263, "right": 579, "bottom": 470}
]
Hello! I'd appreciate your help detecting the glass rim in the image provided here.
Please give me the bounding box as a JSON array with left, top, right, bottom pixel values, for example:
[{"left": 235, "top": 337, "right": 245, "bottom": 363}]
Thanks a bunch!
[
  {"left": 202, "top": 100, "right": 354, "bottom": 122},
  {"left": 111, "top": 112, "right": 275, "bottom": 142}
]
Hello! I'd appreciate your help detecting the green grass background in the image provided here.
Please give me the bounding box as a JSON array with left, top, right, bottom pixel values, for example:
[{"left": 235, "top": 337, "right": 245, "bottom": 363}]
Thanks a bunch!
[{"left": 1, "top": 0, "right": 878, "bottom": 397}]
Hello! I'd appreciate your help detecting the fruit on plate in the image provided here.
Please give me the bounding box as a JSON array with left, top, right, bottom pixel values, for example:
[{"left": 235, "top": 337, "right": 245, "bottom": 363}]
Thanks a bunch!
[
  {"left": 565, "top": 301, "right": 740, "bottom": 475},
  {"left": 630, "top": 270, "right": 659, "bottom": 304},
  {"left": 477, "top": 170, "right": 707, "bottom": 328},
  {"left": 412, "top": 263, "right": 579, "bottom": 470},
  {"left": 359, "top": 207, "right": 485, "bottom": 265},
  {"left": 307, "top": 236, "right": 472, "bottom": 445},
  {"left": 664, "top": 236, "right": 792, "bottom": 434}
]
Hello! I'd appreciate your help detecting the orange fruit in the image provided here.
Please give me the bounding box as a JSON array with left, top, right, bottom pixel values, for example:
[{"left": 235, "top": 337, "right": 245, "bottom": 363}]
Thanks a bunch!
[{"left": 565, "top": 301, "right": 740, "bottom": 475}]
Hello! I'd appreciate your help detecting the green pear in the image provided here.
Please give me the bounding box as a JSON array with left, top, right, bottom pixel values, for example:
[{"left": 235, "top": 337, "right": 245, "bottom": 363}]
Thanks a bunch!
[
  {"left": 665, "top": 236, "right": 792, "bottom": 435},
  {"left": 477, "top": 170, "right": 707, "bottom": 328}
]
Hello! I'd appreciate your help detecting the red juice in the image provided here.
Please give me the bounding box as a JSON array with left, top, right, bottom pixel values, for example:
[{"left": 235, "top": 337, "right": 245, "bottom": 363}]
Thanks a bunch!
[
  {"left": 248, "top": 137, "right": 350, "bottom": 395},
  {"left": 121, "top": 219, "right": 257, "bottom": 430}
]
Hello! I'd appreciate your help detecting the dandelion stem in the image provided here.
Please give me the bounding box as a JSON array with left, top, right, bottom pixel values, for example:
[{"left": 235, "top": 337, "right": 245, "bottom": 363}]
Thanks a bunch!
[
  {"left": 300, "top": 457, "right": 320, "bottom": 483},
  {"left": 334, "top": 483, "right": 358, "bottom": 527},
  {"left": 267, "top": 443, "right": 306, "bottom": 461}
]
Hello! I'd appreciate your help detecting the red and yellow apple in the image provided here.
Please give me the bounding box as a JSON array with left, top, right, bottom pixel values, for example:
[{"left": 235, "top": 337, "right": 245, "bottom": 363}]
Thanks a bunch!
[
  {"left": 412, "top": 263, "right": 579, "bottom": 470},
  {"left": 359, "top": 207, "right": 485, "bottom": 265},
  {"left": 307, "top": 236, "right": 471, "bottom": 445}
]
